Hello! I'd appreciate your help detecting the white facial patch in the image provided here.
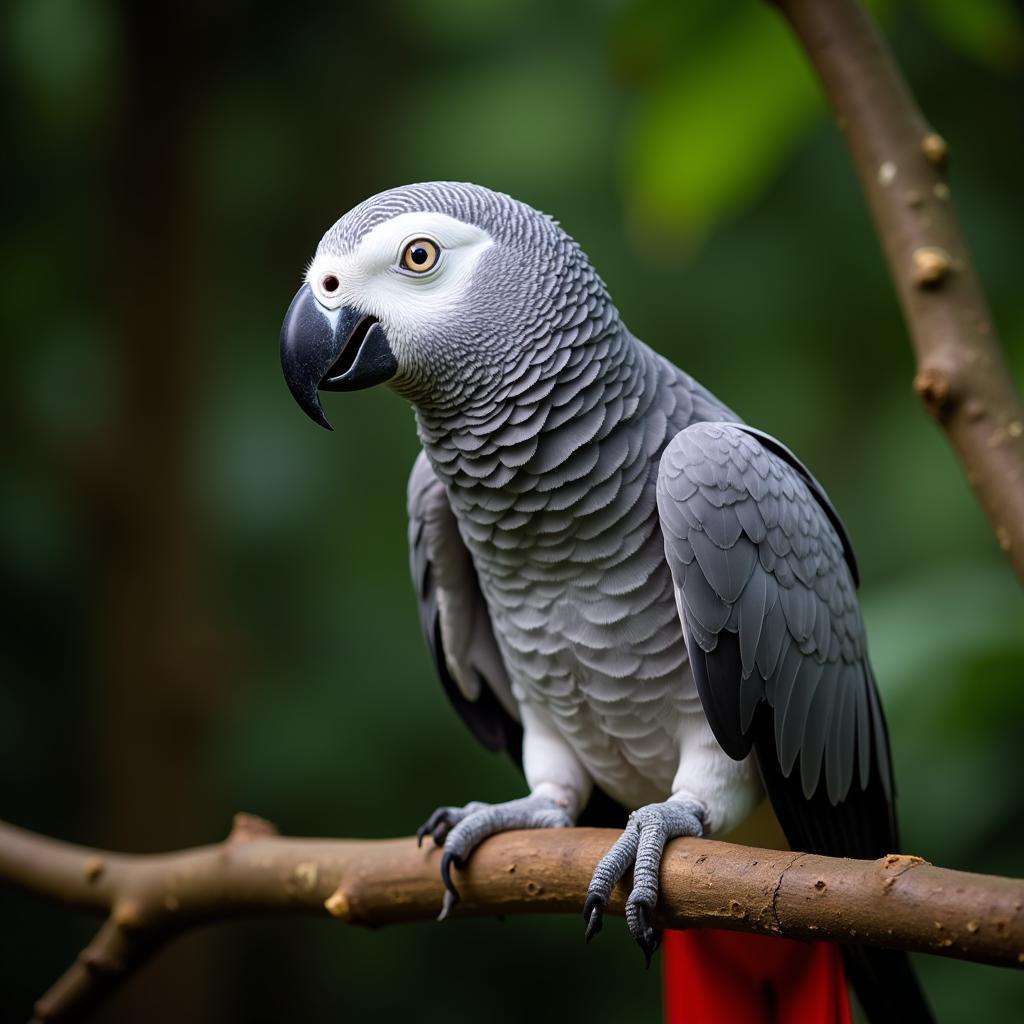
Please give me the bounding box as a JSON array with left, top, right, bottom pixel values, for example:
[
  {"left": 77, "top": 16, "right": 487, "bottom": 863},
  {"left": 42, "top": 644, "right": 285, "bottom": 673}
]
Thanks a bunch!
[{"left": 306, "top": 212, "right": 494, "bottom": 340}]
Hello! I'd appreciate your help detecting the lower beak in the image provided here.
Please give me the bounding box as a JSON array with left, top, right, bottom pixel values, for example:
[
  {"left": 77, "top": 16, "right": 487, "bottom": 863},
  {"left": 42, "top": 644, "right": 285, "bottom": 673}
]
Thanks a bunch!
[{"left": 279, "top": 283, "right": 397, "bottom": 430}]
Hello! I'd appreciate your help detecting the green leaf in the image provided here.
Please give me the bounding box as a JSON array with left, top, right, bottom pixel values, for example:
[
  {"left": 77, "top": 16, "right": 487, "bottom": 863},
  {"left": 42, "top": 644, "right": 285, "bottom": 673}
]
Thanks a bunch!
[{"left": 622, "top": 3, "right": 824, "bottom": 244}]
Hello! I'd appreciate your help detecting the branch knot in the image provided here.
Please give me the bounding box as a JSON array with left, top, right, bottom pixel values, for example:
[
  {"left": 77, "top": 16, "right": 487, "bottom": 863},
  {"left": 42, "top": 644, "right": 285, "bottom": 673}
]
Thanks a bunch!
[{"left": 914, "top": 366, "right": 956, "bottom": 421}]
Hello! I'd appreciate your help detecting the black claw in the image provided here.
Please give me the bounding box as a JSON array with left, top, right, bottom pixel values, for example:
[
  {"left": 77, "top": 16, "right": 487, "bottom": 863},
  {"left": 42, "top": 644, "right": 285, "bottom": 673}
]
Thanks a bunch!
[
  {"left": 416, "top": 809, "right": 448, "bottom": 848},
  {"left": 437, "top": 853, "right": 461, "bottom": 922},
  {"left": 439, "top": 851, "right": 461, "bottom": 908},
  {"left": 583, "top": 893, "right": 605, "bottom": 943},
  {"left": 641, "top": 930, "right": 663, "bottom": 970},
  {"left": 634, "top": 904, "right": 662, "bottom": 969}
]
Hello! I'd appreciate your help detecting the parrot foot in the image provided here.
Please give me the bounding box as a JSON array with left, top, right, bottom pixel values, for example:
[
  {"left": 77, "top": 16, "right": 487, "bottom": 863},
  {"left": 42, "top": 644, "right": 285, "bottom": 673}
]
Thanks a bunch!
[
  {"left": 583, "top": 799, "right": 705, "bottom": 966},
  {"left": 415, "top": 795, "right": 573, "bottom": 919}
]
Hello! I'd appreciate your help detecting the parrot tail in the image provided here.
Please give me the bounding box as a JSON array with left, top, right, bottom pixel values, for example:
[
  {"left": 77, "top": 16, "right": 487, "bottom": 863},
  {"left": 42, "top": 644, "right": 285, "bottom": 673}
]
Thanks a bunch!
[{"left": 662, "top": 930, "right": 852, "bottom": 1024}]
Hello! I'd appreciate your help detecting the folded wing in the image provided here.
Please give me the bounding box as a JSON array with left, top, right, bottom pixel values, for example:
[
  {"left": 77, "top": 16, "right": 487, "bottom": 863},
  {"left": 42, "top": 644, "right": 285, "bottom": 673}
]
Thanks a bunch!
[
  {"left": 408, "top": 451, "right": 522, "bottom": 759},
  {"left": 656, "top": 422, "right": 896, "bottom": 859}
]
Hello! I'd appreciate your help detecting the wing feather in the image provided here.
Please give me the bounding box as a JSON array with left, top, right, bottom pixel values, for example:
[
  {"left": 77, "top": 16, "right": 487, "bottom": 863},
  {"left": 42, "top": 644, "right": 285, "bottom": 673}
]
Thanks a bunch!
[
  {"left": 656, "top": 422, "right": 896, "bottom": 852},
  {"left": 408, "top": 451, "right": 521, "bottom": 756}
]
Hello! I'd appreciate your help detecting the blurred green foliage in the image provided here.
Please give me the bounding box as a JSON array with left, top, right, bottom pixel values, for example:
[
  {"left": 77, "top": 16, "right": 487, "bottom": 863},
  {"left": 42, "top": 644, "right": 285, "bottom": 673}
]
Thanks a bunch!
[
  {"left": 1, "top": 1, "right": 1022, "bottom": 1022},
  {"left": 914, "top": 0, "right": 1024, "bottom": 70},
  {"left": 621, "top": 1, "right": 824, "bottom": 241}
]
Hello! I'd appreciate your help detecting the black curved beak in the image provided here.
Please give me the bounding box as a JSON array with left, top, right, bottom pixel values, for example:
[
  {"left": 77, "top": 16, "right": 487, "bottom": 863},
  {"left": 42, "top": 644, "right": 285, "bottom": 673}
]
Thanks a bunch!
[{"left": 279, "top": 283, "right": 397, "bottom": 430}]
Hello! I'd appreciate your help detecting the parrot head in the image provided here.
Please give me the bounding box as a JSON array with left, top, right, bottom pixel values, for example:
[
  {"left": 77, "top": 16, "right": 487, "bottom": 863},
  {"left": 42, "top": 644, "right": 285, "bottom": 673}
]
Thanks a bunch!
[{"left": 280, "top": 182, "right": 606, "bottom": 429}]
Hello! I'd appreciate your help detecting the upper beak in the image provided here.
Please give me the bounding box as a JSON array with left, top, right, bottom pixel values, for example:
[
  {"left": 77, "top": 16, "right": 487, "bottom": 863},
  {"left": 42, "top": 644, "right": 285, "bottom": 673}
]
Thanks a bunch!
[{"left": 279, "top": 283, "right": 397, "bottom": 430}]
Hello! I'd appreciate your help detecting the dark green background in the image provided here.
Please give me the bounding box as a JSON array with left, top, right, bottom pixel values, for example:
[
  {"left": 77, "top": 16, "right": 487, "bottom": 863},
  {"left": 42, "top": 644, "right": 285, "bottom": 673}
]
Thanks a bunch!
[{"left": 2, "top": 1, "right": 1022, "bottom": 1021}]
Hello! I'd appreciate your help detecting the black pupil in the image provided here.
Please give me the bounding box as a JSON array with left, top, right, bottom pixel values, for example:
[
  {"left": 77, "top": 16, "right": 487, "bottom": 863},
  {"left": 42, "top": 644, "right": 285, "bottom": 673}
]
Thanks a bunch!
[
  {"left": 323, "top": 275, "right": 339, "bottom": 291},
  {"left": 410, "top": 246, "right": 429, "bottom": 266}
]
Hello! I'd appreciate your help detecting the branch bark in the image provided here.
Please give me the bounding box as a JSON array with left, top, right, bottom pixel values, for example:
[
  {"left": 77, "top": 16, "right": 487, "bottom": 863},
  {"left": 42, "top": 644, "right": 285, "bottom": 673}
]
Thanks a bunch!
[
  {"left": 772, "top": 0, "right": 1024, "bottom": 582},
  {"left": 3, "top": 816, "right": 1021, "bottom": 1022}
]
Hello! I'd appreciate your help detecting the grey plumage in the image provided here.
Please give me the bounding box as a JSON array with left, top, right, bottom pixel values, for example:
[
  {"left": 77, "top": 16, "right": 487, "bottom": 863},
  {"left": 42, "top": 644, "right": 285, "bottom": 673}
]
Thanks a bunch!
[
  {"left": 657, "top": 421, "right": 891, "bottom": 810},
  {"left": 285, "top": 181, "right": 932, "bottom": 1023},
  {"left": 386, "top": 186, "right": 734, "bottom": 809},
  {"left": 408, "top": 451, "right": 520, "bottom": 754}
]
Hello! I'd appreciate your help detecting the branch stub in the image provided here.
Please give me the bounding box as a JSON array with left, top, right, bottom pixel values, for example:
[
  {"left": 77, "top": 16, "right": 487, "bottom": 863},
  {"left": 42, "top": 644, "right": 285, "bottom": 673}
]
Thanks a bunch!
[
  {"left": 921, "top": 132, "right": 949, "bottom": 167},
  {"left": 911, "top": 246, "right": 952, "bottom": 287}
]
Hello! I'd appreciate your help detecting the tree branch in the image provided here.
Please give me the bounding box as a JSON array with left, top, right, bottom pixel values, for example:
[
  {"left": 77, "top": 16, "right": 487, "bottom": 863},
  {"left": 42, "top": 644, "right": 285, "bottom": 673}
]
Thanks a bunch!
[
  {"left": 2, "top": 816, "right": 1020, "bottom": 1022},
  {"left": 772, "top": 0, "right": 1024, "bottom": 582}
]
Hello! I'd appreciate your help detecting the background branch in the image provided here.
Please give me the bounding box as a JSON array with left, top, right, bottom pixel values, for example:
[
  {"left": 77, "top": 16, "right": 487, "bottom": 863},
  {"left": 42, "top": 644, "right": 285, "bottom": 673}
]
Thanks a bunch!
[
  {"left": 2, "top": 816, "right": 1020, "bottom": 1022},
  {"left": 772, "top": 0, "right": 1024, "bottom": 582}
]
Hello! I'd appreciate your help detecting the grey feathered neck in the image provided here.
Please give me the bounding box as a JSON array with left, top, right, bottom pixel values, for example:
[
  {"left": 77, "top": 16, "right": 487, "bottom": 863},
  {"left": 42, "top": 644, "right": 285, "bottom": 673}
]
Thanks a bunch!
[{"left": 408, "top": 215, "right": 643, "bottom": 501}]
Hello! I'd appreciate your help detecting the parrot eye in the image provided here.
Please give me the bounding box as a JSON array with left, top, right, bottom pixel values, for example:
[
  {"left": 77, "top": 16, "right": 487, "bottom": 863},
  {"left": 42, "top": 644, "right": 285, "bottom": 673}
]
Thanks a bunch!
[
  {"left": 400, "top": 238, "right": 440, "bottom": 274},
  {"left": 320, "top": 273, "right": 341, "bottom": 296}
]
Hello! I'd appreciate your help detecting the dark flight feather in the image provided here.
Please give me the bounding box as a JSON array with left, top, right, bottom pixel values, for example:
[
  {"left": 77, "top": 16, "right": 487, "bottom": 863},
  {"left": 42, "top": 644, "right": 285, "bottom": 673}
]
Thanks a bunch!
[{"left": 658, "top": 422, "right": 932, "bottom": 1023}]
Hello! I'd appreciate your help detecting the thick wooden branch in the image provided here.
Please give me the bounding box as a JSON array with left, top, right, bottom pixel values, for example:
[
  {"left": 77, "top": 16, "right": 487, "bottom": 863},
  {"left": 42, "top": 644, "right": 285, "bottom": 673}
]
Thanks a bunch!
[
  {"left": 2, "top": 817, "right": 1021, "bottom": 1022},
  {"left": 772, "top": 0, "right": 1024, "bottom": 582}
]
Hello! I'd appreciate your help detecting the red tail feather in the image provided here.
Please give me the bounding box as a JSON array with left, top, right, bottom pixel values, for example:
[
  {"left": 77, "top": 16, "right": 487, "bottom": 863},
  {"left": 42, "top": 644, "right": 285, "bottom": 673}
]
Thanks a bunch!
[{"left": 663, "top": 930, "right": 852, "bottom": 1024}]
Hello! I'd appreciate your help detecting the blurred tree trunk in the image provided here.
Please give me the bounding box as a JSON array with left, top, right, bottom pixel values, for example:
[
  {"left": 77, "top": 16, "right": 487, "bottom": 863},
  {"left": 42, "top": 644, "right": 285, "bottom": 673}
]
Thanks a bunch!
[{"left": 89, "top": 4, "right": 227, "bottom": 1021}]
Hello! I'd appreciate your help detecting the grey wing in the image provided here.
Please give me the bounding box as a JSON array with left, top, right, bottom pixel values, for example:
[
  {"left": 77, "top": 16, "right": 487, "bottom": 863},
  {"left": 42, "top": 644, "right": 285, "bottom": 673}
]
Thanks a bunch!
[
  {"left": 656, "top": 422, "right": 897, "bottom": 859},
  {"left": 408, "top": 451, "right": 521, "bottom": 758}
]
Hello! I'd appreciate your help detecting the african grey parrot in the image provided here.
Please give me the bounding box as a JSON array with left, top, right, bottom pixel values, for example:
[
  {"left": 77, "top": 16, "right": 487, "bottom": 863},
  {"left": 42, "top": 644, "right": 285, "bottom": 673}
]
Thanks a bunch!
[{"left": 280, "top": 182, "right": 932, "bottom": 1023}]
